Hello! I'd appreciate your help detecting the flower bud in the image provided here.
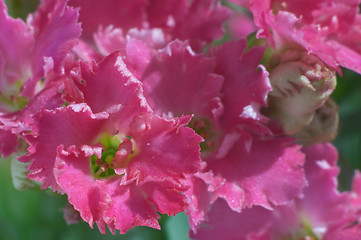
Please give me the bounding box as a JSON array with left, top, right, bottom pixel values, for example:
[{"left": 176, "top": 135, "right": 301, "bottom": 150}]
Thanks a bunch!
[
  {"left": 267, "top": 50, "right": 337, "bottom": 135},
  {"left": 295, "top": 98, "right": 339, "bottom": 146}
]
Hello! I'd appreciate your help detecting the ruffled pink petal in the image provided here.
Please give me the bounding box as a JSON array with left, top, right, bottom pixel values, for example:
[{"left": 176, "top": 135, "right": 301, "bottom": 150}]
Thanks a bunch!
[
  {"left": 54, "top": 145, "right": 104, "bottom": 227},
  {"left": 300, "top": 143, "right": 348, "bottom": 225},
  {"left": 250, "top": 0, "right": 361, "bottom": 74},
  {"left": 192, "top": 143, "right": 356, "bottom": 239},
  {"left": 185, "top": 174, "right": 212, "bottom": 231},
  {"left": 156, "top": 0, "right": 231, "bottom": 51},
  {"left": 227, "top": 13, "right": 256, "bottom": 39},
  {"left": 0, "top": 0, "right": 33, "bottom": 92},
  {"left": 212, "top": 40, "right": 271, "bottom": 131},
  {"left": 102, "top": 179, "right": 160, "bottom": 234},
  {"left": 191, "top": 199, "right": 274, "bottom": 240},
  {"left": 323, "top": 219, "right": 361, "bottom": 240},
  {"left": 93, "top": 26, "right": 127, "bottom": 56},
  {"left": 125, "top": 114, "right": 203, "bottom": 184},
  {"left": 68, "top": 0, "right": 147, "bottom": 40},
  {"left": 351, "top": 171, "right": 361, "bottom": 206},
  {"left": 0, "top": 120, "right": 18, "bottom": 157},
  {"left": 70, "top": 52, "right": 151, "bottom": 130},
  {"left": 205, "top": 133, "right": 306, "bottom": 211},
  {"left": 141, "top": 180, "right": 188, "bottom": 216},
  {"left": 0, "top": 82, "right": 63, "bottom": 157},
  {"left": 145, "top": 0, "right": 187, "bottom": 28},
  {"left": 139, "top": 40, "right": 224, "bottom": 120},
  {"left": 20, "top": 104, "right": 108, "bottom": 191},
  {"left": 22, "top": 0, "right": 81, "bottom": 97}
]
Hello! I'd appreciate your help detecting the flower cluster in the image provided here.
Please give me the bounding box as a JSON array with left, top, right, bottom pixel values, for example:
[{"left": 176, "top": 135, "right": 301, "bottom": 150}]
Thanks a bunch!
[{"left": 1, "top": 0, "right": 361, "bottom": 238}]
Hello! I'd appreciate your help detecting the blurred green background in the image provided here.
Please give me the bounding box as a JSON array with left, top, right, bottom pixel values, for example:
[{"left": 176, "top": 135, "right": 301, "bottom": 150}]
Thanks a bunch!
[{"left": 1, "top": 0, "right": 361, "bottom": 239}]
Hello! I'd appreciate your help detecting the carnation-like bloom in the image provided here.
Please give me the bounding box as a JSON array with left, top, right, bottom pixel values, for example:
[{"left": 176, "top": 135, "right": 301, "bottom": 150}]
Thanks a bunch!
[
  {"left": 192, "top": 143, "right": 361, "bottom": 240},
  {"left": 20, "top": 52, "right": 203, "bottom": 233},
  {"left": 110, "top": 35, "right": 307, "bottom": 230},
  {"left": 250, "top": 0, "right": 361, "bottom": 74}
]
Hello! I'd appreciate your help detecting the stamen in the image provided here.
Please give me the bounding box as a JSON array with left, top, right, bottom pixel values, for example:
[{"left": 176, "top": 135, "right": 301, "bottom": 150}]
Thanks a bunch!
[{"left": 94, "top": 163, "right": 109, "bottom": 177}]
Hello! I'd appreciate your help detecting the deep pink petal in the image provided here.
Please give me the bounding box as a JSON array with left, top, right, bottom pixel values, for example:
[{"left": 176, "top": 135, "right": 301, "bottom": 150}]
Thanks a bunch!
[
  {"left": 70, "top": 52, "right": 151, "bottom": 131},
  {"left": 68, "top": 0, "right": 147, "bottom": 40},
  {"left": 185, "top": 174, "right": 212, "bottom": 231},
  {"left": 140, "top": 40, "right": 224, "bottom": 120},
  {"left": 102, "top": 179, "right": 160, "bottom": 234},
  {"left": 300, "top": 143, "right": 348, "bottom": 226},
  {"left": 126, "top": 114, "right": 203, "bottom": 184},
  {"left": 22, "top": 0, "right": 81, "bottom": 97},
  {"left": 191, "top": 199, "right": 274, "bottom": 240},
  {"left": 20, "top": 104, "right": 107, "bottom": 191},
  {"left": 54, "top": 145, "right": 103, "bottom": 227},
  {"left": 206, "top": 133, "right": 306, "bottom": 211},
  {"left": 0, "top": 0, "right": 33, "bottom": 93},
  {"left": 212, "top": 40, "right": 271, "bottom": 129}
]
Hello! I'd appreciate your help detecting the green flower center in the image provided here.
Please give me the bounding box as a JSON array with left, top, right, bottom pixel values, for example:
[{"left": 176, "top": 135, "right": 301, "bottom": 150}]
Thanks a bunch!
[
  {"left": 0, "top": 80, "right": 29, "bottom": 112},
  {"left": 188, "top": 117, "right": 218, "bottom": 153},
  {"left": 90, "top": 133, "right": 137, "bottom": 179}
]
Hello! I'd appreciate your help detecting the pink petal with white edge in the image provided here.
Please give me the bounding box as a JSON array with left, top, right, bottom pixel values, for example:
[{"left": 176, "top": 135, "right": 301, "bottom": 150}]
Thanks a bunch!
[
  {"left": 20, "top": 104, "right": 108, "bottom": 191},
  {"left": 205, "top": 132, "right": 306, "bottom": 211}
]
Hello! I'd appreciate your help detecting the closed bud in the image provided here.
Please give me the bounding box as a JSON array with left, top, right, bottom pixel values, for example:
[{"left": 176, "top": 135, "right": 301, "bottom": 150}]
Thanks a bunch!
[{"left": 267, "top": 50, "right": 337, "bottom": 135}]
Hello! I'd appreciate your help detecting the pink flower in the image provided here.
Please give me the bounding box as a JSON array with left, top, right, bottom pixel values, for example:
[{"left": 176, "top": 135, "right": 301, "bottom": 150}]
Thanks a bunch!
[
  {"left": 70, "top": 0, "right": 230, "bottom": 53},
  {"left": 250, "top": 0, "right": 361, "bottom": 74},
  {"left": 108, "top": 36, "right": 307, "bottom": 230},
  {"left": 192, "top": 143, "right": 361, "bottom": 239},
  {"left": 21, "top": 52, "right": 203, "bottom": 233}
]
